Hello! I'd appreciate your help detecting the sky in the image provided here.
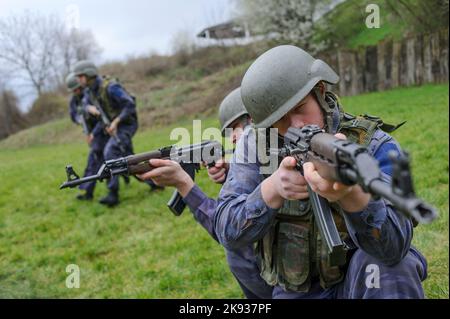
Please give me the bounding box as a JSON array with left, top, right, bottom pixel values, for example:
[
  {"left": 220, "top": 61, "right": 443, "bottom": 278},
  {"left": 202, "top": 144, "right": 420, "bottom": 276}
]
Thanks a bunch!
[
  {"left": 0, "top": 0, "right": 234, "bottom": 60},
  {"left": 0, "top": 0, "right": 234, "bottom": 109}
]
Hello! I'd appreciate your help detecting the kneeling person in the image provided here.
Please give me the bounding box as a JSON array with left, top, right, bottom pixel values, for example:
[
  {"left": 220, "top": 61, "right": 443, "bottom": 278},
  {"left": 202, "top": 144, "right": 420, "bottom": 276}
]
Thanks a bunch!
[
  {"left": 214, "top": 46, "right": 427, "bottom": 299},
  {"left": 139, "top": 88, "right": 273, "bottom": 299}
]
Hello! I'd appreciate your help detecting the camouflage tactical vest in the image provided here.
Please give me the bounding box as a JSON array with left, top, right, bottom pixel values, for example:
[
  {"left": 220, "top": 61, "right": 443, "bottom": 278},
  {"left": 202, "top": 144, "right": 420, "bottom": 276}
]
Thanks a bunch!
[
  {"left": 90, "top": 76, "right": 136, "bottom": 123},
  {"left": 256, "top": 106, "right": 401, "bottom": 292}
]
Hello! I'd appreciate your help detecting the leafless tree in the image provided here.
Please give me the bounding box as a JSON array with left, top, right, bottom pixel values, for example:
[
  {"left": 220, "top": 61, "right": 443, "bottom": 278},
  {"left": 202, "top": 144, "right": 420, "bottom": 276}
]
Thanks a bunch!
[
  {"left": 53, "top": 28, "right": 102, "bottom": 88},
  {"left": 0, "top": 12, "right": 62, "bottom": 96},
  {"left": 0, "top": 11, "right": 101, "bottom": 97}
]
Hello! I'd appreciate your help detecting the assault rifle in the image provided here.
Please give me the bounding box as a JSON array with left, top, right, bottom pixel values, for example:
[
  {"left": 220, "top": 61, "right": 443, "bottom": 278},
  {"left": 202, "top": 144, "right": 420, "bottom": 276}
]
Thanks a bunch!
[
  {"left": 60, "top": 140, "right": 224, "bottom": 215},
  {"left": 278, "top": 125, "right": 437, "bottom": 266}
]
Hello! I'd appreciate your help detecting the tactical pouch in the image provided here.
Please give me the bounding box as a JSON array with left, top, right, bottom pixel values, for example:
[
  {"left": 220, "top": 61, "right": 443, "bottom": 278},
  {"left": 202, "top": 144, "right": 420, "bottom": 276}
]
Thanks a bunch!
[
  {"left": 277, "top": 199, "right": 311, "bottom": 219},
  {"left": 258, "top": 221, "right": 278, "bottom": 286},
  {"left": 339, "top": 116, "right": 380, "bottom": 145},
  {"left": 276, "top": 222, "right": 311, "bottom": 292},
  {"left": 317, "top": 232, "right": 347, "bottom": 289}
]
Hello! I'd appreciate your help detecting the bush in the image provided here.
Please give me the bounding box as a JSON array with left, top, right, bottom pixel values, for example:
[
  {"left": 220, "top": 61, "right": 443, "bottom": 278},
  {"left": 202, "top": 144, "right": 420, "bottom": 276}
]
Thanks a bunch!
[
  {"left": 0, "top": 90, "right": 29, "bottom": 140},
  {"left": 26, "top": 93, "right": 68, "bottom": 126}
]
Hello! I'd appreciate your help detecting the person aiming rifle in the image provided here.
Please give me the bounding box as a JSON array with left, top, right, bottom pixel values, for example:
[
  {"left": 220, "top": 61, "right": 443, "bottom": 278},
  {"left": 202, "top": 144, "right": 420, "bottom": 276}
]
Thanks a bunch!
[
  {"left": 136, "top": 88, "right": 274, "bottom": 298},
  {"left": 215, "top": 45, "right": 433, "bottom": 299}
]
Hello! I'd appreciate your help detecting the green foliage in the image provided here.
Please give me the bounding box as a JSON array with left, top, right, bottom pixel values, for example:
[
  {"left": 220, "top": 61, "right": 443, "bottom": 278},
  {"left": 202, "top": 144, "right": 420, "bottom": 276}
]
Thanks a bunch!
[
  {"left": 314, "top": 0, "right": 447, "bottom": 50},
  {"left": 0, "top": 84, "right": 448, "bottom": 298}
]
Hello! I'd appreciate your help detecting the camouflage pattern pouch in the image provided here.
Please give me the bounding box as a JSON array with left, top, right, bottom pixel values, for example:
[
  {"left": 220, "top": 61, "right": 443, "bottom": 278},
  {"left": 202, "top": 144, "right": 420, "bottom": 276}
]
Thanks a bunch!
[{"left": 276, "top": 222, "right": 311, "bottom": 292}]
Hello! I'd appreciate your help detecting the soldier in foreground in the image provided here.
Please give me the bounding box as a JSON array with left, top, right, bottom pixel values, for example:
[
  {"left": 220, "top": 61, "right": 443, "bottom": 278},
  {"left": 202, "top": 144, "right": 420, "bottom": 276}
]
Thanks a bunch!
[
  {"left": 214, "top": 45, "right": 428, "bottom": 299},
  {"left": 138, "top": 88, "right": 273, "bottom": 299},
  {"left": 65, "top": 73, "right": 108, "bottom": 200}
]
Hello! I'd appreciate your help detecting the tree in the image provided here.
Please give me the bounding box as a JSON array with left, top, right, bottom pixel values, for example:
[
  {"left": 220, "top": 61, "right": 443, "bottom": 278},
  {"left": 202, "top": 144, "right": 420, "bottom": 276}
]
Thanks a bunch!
[
  {"left": 0, "top": 88, "right": 28, "bottom": 140},
  {"left": 235, "top": 0, "right": 330, "bottom": 52},
  {"left": 385, "top": 0, "right": 449, "bottom": 33},
  {"left": 170, "top": 29, "right": 198, "bottom": 66},
  {"left": 0, "top": 12, "right": 62, "bottom": 96},
  {"left": 0, "top": 11, "right": 101, "bottom": 97},
  {"left": 54, "top": 28, "right": 102, "bottom": 88}
]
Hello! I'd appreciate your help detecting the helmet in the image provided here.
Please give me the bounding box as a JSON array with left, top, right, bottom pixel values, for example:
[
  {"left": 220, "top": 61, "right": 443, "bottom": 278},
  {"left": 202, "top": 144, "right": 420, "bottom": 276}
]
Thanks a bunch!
[
  {"left": 219, "top": 87, "right": 249, "bottom": 135},
  {"left": 241, "top": 45, "right": 339, "bottom": 128},
  {"left": 73, "top": 60, "right": 98, "bottom": 77},
  {"left": 65, "top": 73, "right": 81, "bottom": 92}
]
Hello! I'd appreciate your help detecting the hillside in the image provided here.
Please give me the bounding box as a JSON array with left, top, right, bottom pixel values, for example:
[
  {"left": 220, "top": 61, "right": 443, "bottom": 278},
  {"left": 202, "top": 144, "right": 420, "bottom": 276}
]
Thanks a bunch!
[
  {"left": 0, "top": 43, "right": 269, "bottom": 148},
  {"left": 0, "top": 84, "right": 448, "bottom": 298}
]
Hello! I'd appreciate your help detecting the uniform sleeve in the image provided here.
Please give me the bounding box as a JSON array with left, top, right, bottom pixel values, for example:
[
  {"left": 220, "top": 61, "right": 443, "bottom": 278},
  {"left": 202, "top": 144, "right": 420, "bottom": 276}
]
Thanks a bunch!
[
  {"left": 214, "top": 129, "right": 279, "bottom": 250},
  {"left": 182, "top": 185, "right": 219, "bottom": 242},
  {"left": 81, "top": 90, "right": 102, "bottom": 136},
  {"left": 342, "top": 131, "right": 414, "bottom": 265},
  {"left": 107, "top": 83, "right": 136, "bottom": 122},
  {"left": 69, "top": 97, "right": 79, "bottom": 125}
]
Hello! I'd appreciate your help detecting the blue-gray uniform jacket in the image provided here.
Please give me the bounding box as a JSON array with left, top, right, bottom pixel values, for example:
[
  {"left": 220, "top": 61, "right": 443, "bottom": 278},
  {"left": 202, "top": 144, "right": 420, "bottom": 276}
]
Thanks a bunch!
[
  {"left": 82, "top": 76, "right": 138, "bottom": 136},
  {"left": 214, "top": 121, "right": 427, "bottom": 298},
  {"left": 69, "top": 95, "right": 81, "bottom": 125},
  {"left": 182, "top": 185, "right": 273, "bottom": 299}
]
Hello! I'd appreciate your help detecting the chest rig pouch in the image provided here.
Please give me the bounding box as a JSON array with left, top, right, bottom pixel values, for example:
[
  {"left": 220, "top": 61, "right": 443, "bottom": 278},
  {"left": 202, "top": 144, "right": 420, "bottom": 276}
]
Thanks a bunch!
[
  {"left": 92, "top": 76, "right": 137, "bottom": 123},
  {"left": 256, "top": 106, "right": 402, "bottom": 293}
]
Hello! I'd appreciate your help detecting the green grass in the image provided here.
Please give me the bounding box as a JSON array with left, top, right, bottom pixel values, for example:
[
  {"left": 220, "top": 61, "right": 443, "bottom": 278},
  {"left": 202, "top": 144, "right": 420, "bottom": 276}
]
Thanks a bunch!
[
  {"left": 340, "top": 84, "right": 449, "bottom": 299},
  {"left": 0, "top": 84, "right": 448, "bottom": 298}
]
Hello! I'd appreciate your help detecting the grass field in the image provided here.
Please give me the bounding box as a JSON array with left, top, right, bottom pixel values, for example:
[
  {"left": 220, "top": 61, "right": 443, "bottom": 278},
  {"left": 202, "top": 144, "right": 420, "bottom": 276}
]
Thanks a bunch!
[{"left": 0, "top": 84, "right": 448, "bottom": 298}]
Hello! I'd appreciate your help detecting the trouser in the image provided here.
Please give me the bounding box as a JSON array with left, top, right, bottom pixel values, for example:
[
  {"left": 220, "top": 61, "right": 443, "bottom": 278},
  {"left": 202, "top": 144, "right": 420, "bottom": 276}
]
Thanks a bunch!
[
  {"left": 79, "top": 132, "right": 109, "bottom": 195},
  {"left": 272, "top": 246, "right": 427, "bottom": 299},
  {"left": 103, "top": 122, "right": 137, "bottom": 193}
]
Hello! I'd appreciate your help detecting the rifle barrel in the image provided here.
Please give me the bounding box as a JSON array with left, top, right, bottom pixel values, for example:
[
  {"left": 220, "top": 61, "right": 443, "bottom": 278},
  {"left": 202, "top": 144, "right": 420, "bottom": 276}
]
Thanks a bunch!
[
  {"left": 369, "top": 179, "right": 437, "bottom": 224},
  {"left": 60, "top": 174, "right": 102, "bottom": 189}
]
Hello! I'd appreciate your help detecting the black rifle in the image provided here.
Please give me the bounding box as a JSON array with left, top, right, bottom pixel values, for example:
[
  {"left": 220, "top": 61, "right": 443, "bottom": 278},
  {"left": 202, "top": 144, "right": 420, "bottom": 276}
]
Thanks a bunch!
[
  {"left": 60, "top": 140, "right": 224, "bottom": 216},
  {"left": 279, "top": 125, "right": 437, "bottom": 266}
]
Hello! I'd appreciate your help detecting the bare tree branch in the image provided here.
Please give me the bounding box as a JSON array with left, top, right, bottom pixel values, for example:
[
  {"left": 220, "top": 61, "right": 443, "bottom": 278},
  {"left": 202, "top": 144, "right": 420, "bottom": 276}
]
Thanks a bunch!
[{"left": 0, "top": 11, "right": 102, "bottom": 97}]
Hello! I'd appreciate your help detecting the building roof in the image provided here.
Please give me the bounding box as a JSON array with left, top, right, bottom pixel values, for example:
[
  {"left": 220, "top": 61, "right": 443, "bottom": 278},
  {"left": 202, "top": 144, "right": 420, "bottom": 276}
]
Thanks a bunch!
[{"left": 197, "top": 20, "right": 247, "bottom": 39}]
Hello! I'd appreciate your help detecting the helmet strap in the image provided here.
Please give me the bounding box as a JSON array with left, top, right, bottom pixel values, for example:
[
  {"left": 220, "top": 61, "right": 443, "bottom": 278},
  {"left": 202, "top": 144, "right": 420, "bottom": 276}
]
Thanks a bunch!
[{"left": 312, "top": 87, "right": 334, "bottom": 133}]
